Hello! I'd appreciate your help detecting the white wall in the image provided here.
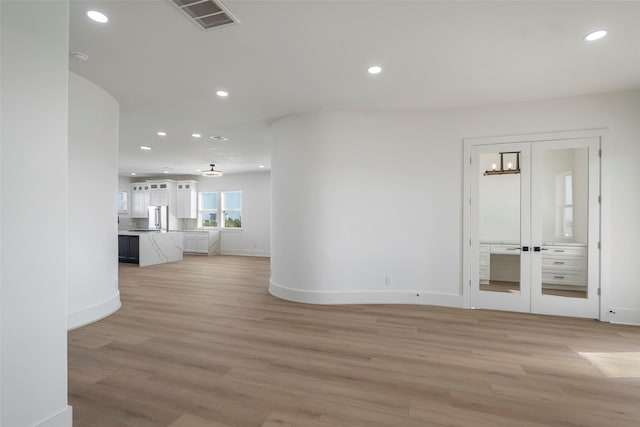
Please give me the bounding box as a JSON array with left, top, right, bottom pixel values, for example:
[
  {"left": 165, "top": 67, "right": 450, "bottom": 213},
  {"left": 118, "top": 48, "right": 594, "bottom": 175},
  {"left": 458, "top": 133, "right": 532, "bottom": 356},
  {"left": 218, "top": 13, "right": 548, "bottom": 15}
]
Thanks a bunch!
[
  {"left": 0, "top": 1, "right": 72, "bottom": 425},
  {"left": 195, "top": 172, "right": 271, "bottom": 256},
  {"left": 270, "top": 89, "right": 640, "bottom": 324},
  {"left": 67, "top": 72, "right": 121, "bottom": 329}
]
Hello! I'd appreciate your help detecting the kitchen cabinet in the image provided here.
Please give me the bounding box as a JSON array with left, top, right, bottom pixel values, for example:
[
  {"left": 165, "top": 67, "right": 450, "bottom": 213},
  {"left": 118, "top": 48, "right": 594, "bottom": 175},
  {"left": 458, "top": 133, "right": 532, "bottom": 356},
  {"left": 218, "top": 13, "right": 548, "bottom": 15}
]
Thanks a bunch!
[
  {"left": 149, "top": 182, "right": 170, "bottom": 206},
  {"left": 130, "top": 183, "right": 150, "bottom": 218},
  {"left": 183, "top": 231, "right": 210, "bottom": 254},
  {"left": 131, "top": 180, "right": 179, "bottom": 230},
  {"left": 118, "top": 235, "right": 139, "bottom": 263},
  {"left": 177, "top": 180, "right": 197, "bottom": 219}
]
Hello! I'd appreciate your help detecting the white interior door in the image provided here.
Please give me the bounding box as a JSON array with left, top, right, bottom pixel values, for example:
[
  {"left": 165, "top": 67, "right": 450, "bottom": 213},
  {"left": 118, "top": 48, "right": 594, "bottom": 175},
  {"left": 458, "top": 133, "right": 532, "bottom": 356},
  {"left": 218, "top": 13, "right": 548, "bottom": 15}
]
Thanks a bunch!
[
  {"left": 530, "top": 138, "right": 600, "bottom": 318},
  {"left": 470, "top": 143, "right": 531, "bottom": 313},
  {"left": 468, "top": 136, "right": 600, "bottom": 318}
]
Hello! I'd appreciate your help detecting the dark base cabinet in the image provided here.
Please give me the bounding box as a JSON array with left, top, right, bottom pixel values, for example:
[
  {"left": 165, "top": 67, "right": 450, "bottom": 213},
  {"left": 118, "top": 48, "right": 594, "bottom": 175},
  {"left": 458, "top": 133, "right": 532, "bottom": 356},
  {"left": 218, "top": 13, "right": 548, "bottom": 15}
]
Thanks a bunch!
[{"left": 118, "top": 235, "right": 139, "bottom": 263}]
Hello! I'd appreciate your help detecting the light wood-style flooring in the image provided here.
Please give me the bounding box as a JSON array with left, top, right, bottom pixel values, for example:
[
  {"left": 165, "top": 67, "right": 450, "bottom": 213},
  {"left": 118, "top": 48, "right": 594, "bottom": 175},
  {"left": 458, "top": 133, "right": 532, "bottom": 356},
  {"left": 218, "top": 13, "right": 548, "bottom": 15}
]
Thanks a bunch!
[{"left": 69, "top": 255, "right": 640, "bottom": 426}]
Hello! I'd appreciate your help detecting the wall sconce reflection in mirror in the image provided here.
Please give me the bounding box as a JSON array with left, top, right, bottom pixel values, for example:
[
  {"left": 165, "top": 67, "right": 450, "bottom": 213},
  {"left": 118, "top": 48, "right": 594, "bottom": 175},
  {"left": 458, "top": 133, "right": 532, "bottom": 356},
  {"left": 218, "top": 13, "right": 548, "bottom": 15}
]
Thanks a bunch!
[{"left": 484, "top": 151, "right": 521, "bottom": 176}]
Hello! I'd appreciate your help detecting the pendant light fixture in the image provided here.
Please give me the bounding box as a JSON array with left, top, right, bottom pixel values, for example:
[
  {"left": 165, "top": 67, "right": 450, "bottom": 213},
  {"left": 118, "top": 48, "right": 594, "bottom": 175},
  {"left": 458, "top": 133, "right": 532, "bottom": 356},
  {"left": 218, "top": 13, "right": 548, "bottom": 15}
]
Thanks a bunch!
[
  {"left": 484, "top": 152, "right": 521, "bottom": 176},
  {"left": 202, "top": 163, "right": 223, "bottom": 177}
]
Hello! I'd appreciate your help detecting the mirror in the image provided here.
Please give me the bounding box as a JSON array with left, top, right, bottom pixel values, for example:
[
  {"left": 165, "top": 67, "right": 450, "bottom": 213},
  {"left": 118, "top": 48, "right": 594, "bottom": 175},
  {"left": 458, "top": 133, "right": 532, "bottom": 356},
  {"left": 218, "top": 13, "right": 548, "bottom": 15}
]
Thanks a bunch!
[
  {"left": 478, "top": 152, "right": 521, "bottom": 294},
  {"left": 540, "top": 147, "right": 589, "bottom": 298}
]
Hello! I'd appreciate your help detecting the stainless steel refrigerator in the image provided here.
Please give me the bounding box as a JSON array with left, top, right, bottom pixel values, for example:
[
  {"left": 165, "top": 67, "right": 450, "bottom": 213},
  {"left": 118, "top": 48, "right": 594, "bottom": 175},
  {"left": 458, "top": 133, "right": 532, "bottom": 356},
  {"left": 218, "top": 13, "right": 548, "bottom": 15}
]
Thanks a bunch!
[{"left": 148, "top": 206, "right": 169, "bottom": 231}]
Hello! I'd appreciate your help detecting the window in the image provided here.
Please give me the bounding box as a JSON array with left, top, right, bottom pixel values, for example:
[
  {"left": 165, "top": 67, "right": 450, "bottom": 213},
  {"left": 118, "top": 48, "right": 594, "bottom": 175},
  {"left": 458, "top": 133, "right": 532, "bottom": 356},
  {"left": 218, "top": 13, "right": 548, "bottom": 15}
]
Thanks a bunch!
[
  {"left": 555, "top": 172, "right": 573, "bottom": 238},
  {"left": 222, "top": 191, "right": 242, "bottom": 228},
  {"left": 117, "top": 191, "right": 128, "bottom": 213},
  {"left": 198, "top": 192, "right": 218, "bottom": 227},
  {"left": 197, "top": 191, "right": 242, "bottom": 229}
]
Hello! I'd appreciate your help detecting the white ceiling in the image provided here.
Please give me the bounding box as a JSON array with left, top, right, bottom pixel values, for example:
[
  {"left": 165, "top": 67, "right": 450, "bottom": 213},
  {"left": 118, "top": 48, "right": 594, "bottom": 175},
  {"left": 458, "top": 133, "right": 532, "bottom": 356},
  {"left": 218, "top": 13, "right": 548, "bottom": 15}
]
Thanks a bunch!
[{"left": 69, "top": 0, "right": 640, "bottom": 178}]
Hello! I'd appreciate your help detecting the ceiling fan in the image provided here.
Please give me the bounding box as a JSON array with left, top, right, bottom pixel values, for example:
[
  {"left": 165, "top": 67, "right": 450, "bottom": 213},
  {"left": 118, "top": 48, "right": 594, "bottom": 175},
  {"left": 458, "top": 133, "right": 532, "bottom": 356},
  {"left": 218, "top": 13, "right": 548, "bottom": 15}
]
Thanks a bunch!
[{"left": 202, "top": 163, "right": 223, "bottom": 177}]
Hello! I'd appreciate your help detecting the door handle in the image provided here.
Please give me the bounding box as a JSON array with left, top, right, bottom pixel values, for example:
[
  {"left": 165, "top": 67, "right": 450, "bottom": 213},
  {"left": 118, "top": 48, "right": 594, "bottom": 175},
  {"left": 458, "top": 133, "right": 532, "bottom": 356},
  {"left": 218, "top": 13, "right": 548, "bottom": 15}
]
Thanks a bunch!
[
  {"left": 522, "top": 246, "right": 529, "bottom": 251},
  {"left": 534, "top": 246, "right": 541, "bottom": 252}
]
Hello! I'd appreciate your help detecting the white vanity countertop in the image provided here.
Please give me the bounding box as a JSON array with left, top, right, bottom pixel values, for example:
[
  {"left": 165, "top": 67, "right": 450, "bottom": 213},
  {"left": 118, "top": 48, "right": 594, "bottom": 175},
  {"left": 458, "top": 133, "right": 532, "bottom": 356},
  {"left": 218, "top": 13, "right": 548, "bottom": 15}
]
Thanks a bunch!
[
  {"left": 481, "top": 241, "right": 586, "bottom": 247},
  {"left": 480, "top": 241, "right": 520, "bottom": 245}
]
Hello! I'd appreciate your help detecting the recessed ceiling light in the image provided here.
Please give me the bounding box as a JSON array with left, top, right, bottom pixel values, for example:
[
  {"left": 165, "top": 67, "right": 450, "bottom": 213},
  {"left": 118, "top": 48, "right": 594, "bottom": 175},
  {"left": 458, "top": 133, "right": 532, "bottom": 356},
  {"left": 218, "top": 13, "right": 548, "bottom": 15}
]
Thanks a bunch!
[
  {"left": 209, "top": 135, "right": 228, "bottom": 142},
  {"left": 192, "top": 133, "right": 202, "bottom": 138},
  {"left": 139, "top": 146, "right": 152, "bottom": 151},
  {"left": 157, "top": 131, "right": 167, "bottom": 136},
  {"left": 163, "top": 170, "right": 169, "bottom": 174},
  {"left": 584, "top": 29, "right": 607, "bottom": 41},
  {"left": 196, "top": 169, "right": 201, "bottom": 172},
  {"left": 216, "top": 90, "right": 229, "bottom": 97},
  {"left": 131, "top": 172, "right": 137, "bottom": 176},
  {"left": 70, "top": 51, "right": 89, "bottom": 62},
  {"left": 259, "top": 165, "right": 265, "bottom": 168},
  {"left": 368, "top": 65, "right": 382, "bottom": 74},
  {"left": 86, "top": 10, "right": 108, "bottom": 23}
]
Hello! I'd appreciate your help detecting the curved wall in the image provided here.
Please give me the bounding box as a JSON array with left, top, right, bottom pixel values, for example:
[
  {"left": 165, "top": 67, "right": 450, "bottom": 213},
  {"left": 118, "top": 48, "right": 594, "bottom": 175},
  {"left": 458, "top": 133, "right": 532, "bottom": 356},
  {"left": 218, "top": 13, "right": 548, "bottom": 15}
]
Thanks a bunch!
[
  {"left": 67, "top": 72, "right": 121, "bottom": 329},
  {"left": 270, "top": 91, "right": 640, "bottom": 323},
  {"left": 270, "top": 111, "right": 464, "bottom": 306},
  {"left": 1, "top": 1, "right": 72, "bottom": 424}
]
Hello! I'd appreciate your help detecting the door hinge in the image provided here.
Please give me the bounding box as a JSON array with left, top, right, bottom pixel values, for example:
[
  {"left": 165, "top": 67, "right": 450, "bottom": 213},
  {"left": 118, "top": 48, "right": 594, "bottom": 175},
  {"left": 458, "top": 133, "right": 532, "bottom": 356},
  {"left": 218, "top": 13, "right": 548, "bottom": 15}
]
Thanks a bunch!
[
  {"left": 597, "top": 288, "right": 601, "bottom": 296},
  {"left": 469, "top": 280, "right": 472, "bottom": 288},
  {"left": 598, "top": 195, "right": 601, "bottom": 203},
  {"left": 469, "top": 239, "right": 472, "bottom": 246},
  {"left": 598, "top": 149, "right": 602, "bottom": 158},
  {"left": 470, "top": 157, "right": 472, "bottom": 164},
  {"left": 597, "top": 241, "right": 601, "bottom": 250}
]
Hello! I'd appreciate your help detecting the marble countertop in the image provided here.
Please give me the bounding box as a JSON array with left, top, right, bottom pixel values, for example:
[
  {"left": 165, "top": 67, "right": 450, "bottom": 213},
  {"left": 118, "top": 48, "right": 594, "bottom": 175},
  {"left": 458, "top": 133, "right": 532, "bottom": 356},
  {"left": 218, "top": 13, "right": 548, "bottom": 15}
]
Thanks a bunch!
[
  {"left": 119, "top": 230, "right": 183, "bottom": 236},
  {"left": 118, "top": 229, "right": 218, "bottom": 236}
]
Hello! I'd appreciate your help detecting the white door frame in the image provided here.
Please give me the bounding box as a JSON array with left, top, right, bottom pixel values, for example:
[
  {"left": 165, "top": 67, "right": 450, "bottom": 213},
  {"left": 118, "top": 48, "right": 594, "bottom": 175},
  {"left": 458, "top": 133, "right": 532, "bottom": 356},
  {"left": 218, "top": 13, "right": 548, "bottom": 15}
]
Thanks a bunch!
[{"left": 462, "top": 129, "right": 608, "bottom": 320}]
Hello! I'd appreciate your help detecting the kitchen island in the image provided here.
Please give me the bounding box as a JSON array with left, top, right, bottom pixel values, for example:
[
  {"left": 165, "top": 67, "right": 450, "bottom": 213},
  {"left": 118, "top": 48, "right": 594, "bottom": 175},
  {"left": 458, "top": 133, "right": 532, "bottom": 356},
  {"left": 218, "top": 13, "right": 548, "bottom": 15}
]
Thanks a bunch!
[{"left": 118, "top": 230, "right": 183, "bottom": 267}]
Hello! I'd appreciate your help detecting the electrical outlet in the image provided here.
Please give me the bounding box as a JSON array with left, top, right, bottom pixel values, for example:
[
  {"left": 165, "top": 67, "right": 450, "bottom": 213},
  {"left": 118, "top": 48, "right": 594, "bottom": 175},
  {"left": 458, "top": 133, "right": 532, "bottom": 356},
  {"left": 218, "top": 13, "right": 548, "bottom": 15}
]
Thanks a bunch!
[{"left": 385, "top": 276, "right": 392, "bottom": 286}]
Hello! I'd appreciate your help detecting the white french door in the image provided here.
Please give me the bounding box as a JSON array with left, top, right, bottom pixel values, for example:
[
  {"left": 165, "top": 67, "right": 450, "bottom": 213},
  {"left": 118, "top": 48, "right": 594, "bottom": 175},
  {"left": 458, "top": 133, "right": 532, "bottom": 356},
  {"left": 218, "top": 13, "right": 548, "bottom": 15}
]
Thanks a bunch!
[
  {"left": 470, "top": 142, "right": 531, "bottom": 313},
  {"left": 468, "top": 137, "right": 600, "bottom": 318}
]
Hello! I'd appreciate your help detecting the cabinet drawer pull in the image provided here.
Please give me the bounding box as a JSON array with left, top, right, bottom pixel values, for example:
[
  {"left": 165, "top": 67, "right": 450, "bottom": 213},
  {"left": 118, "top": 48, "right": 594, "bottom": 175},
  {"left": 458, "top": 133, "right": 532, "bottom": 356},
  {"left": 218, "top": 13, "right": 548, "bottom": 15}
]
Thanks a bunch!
[
  {"left": 553, "top": 261, "right": 565, "bottom": 265},
  {"left": 553, "top": 249, "right": 565, "bottom": 252},
  {"left": 553, "top": 275, "right": 565, "bottom": 279}
]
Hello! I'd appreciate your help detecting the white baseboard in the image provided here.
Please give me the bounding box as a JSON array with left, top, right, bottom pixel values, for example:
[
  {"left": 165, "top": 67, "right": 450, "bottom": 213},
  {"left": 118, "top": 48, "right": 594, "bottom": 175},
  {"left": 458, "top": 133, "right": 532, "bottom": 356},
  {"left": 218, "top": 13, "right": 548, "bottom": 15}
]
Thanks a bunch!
[
  {"left": 36, "top": 405, "right": 72, "bottom": 427},
  {"left": 269, "top": 280, "right": 463, "bottom": 307},
  {"left": 220, "top": 248, "right": 270, "bottom": 257},
  {"left": 67, "top": 291, "right": 121, "bottom": 330},
  {"left": 605, "top": 307, "right": 640, "bottom": 326}
]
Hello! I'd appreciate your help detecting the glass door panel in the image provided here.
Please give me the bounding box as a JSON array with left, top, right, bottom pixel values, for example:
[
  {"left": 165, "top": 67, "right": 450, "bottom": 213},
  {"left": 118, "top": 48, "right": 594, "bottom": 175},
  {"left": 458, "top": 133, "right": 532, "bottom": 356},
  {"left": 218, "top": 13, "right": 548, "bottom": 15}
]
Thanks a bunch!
[
  {"left": 471, "top": 143, "right": 530, "bottom": 313},
  {"left": 479, "top": 152, "right": 521, "bottom": 294},
  {"left": 530, "top": 138, "right": 600, "bottom": 318},
  {"left": 540, "top": 147, "right": 589, "bottom": 299}
]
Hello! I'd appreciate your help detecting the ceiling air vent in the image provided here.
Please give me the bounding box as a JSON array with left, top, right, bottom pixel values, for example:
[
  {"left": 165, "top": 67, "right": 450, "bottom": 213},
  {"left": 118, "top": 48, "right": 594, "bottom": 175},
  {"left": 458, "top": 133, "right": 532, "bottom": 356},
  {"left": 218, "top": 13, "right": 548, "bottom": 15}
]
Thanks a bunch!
[{"left": 170, "top": 0, "right": 239, "bottom": 30}]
